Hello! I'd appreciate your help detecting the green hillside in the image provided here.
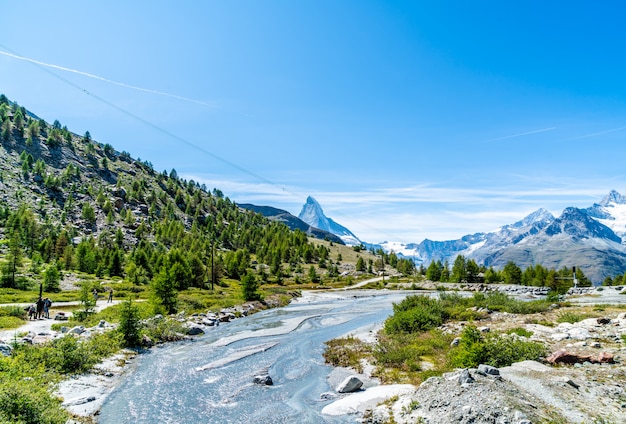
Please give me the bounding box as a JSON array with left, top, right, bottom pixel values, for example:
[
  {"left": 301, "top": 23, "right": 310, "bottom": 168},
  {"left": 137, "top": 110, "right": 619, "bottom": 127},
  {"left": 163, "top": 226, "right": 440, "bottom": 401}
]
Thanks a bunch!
[{"left": 0, "top": 95, "right": 409, "bottom": 311}]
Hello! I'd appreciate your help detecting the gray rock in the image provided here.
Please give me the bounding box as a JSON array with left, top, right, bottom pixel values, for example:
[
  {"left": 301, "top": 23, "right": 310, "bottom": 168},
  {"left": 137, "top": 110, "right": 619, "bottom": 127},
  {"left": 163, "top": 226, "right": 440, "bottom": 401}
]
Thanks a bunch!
[
  {"left": 253, "top": 374, "right": 273, "bottom": 385},
  {"left": 0, "top": 343, "right": 12, "bottom": 357},
  {"left": 458, "top": 369, "right": 475, "bottom": 385},
  {"left": 478, "top": 364, "right": 500, "bottom": 376},
  {"left": 186, "top": 326, "right": 205, "bottom": 336},
  {"left": 336, "top": 375, "right": 363, "bottom": 393},
  {"left": 320, "top": 392, "right": 337, "bottom": 400},
  {"left": 68, "top": 326, "right": 85, "bottom": 335}
]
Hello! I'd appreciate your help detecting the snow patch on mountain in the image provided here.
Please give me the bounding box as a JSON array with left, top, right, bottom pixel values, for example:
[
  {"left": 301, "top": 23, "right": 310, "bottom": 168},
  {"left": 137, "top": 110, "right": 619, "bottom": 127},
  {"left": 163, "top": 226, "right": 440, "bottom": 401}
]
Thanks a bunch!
[{"left": 298, "top": 196, "right": 361, "bottom": 245}]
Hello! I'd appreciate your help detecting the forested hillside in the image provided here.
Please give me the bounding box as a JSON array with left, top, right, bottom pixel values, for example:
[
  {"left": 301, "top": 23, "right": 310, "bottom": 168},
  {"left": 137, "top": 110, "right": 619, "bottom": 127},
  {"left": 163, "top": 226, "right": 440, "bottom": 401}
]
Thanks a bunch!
[{"left": 0, "top": 94, "right": 399, "bottom": 310}]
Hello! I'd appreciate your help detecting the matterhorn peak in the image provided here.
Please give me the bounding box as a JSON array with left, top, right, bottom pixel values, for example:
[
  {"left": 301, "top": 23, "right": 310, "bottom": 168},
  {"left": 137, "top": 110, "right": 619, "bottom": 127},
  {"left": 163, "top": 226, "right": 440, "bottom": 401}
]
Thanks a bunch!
[{"left": 298, "top": 196, "right": 361, "bottom": 245}]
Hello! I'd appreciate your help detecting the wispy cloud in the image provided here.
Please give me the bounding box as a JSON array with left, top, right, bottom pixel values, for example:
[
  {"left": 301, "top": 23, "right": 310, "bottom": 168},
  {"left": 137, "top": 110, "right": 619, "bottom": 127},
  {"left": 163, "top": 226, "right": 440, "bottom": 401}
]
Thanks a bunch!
[
  {"left": 185, "top": 172, "right": 616, "bottom": 243},
  {"left": 483, "top": 127, "right": 556, "bottom": 143},
  {"left": 568, "top": 126, "right": 626, "bottom": 140},
  {"left": 0, "top": 49, "right": 215, "bottom": 107}
]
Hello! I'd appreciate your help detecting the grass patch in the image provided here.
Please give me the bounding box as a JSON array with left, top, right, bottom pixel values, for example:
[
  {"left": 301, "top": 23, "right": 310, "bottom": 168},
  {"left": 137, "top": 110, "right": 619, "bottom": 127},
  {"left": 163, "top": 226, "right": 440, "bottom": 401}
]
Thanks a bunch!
[
  {"left": 323, "top": 336, "right": 373, "bottom": 373},
  {"left": 556, "top": 311, "right": 597, "bottom": 324},
  {"left": 506, "top": 327, "right": 534, "bottom": 338}
]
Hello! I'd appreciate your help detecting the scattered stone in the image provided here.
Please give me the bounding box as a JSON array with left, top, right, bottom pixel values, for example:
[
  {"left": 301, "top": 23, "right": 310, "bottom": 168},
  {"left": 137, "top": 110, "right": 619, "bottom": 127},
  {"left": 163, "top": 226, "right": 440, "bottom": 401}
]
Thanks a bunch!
[
  {"left": 141, "top": 335, "right": 154, "bottom": 348},
  {"left": 458, "top": 369, "right": 475, "bottom": 385},
  {"left": 477, "top": 364, "right": 500, "bottom": 376},
  {"left": 337, "top": 375, "right": 363, "bottom": 393},
  {"left": 253, "top": 374, "right": 273, "bottom": 386},
  {"left": 320, "top": 392, "right": 337, "bottom": 401},
  {"left": 186, "top": 326, "right": 204, "bottom": 336},
  {"left": 54, "top": 312, "right": 68, "bottom": 321},
  {"left": 0, "top": 343, "right": 12, "bottom": 357},
  {"left": 450, "top": 337, "right": 461, "bottom": 347}
]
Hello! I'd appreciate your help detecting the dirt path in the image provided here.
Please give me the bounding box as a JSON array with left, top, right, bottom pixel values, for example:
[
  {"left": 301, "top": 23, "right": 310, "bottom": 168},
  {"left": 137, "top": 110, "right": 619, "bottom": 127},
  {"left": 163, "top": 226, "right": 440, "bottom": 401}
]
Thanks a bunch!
[
  {"left": 334, "top": 276, "right": 385, "bottom": 290},
  {"left": 0, "top": 299, "right": 123, "bottom": 343}
]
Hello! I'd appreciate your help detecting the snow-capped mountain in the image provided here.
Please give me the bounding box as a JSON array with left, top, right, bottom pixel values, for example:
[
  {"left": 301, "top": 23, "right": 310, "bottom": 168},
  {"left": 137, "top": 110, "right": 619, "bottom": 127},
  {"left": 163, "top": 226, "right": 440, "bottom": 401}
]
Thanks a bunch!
[
  {"left": 298, "top": 196, "right": 361, "bottom": 245},
  {"left": 585, "top": 189, "right": 626, "bottom": 239},
  {"left": 292, "top": 191, "right": 626, "bottom": 283},
  {"left": 384, "top": 191, "right": 626, "bottom": 284}
]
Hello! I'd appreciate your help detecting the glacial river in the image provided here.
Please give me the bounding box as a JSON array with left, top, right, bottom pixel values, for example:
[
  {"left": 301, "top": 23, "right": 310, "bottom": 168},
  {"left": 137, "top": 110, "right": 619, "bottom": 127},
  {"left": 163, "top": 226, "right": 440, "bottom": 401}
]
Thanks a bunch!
[{"left": 98, "top": 290, "right": 417, "bottom": 424}]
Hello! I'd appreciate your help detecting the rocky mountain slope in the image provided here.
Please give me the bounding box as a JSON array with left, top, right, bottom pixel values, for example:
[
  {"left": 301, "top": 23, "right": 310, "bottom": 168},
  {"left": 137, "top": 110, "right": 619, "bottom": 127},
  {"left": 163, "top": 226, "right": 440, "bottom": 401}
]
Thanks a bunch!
[
  {"left": 380, "top": 191, "right": 626, "bottom": 284},
  {"left": 238, "top": 203, "right": 345, "bottom": 244}
]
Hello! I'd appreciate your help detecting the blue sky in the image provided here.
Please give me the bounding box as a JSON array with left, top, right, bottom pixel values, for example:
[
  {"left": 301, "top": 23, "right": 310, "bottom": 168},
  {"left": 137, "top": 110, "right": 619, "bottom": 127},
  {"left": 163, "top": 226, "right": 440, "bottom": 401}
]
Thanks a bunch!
[{"left": 1, "top": 1, "right": 625, "bottom": 243}]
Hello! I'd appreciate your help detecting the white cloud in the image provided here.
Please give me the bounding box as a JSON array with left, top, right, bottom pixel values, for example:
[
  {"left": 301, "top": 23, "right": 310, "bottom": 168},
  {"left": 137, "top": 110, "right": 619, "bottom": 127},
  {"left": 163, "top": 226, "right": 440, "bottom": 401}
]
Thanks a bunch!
[{"left": 184, "top": 172, "right": 621, "bottom": 244}]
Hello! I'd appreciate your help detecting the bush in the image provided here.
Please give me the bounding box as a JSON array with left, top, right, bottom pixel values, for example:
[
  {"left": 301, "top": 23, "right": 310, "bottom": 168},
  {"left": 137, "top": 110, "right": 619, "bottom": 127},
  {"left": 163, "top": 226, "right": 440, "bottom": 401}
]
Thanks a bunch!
[
  {"left": 0, "top": 380, "right": 68, "bottom": 424},
  {"left": 448, "top": 326, "right": 547, "bottom": 368},
  {"left": 384, "top": 295, "right": 448, "bottom": 334}
]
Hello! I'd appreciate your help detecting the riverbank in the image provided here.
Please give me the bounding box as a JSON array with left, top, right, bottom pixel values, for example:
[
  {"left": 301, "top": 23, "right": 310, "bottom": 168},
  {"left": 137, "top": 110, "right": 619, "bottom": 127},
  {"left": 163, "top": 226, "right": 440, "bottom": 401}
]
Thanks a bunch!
[{"left": 321, "top": 288, "right": 626, "bottom": 423}]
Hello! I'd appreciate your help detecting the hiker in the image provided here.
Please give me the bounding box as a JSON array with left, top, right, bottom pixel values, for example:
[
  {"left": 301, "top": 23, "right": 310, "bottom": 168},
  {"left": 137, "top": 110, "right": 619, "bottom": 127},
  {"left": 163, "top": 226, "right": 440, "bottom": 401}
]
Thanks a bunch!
[
  {"left": 43, "top": 298, "right": 52, "bottom": 319},
  {"left": 93, "top": 288, "right": 98, "bottom": 303},
  {"left": 27, "top": 304, "right": 35, "bottom": 320},
  {"left": 107, "top": 289, "right": 113, "bottom": 303},
  {"left": 36, "top": 297, "right": 44, "bottom": 320}
]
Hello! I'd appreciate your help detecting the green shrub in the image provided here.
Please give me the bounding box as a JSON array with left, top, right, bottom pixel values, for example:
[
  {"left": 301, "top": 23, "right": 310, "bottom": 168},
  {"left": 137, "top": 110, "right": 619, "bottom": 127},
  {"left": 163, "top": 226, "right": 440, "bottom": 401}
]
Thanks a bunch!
[
  {"left": 384, "top": 295, "right": 448, "bottom": 334},
  {"left": 448, "top": 326, "right": 547, "bottom": 368},
  {"left": 0, "top": 306, "right": 26, "bottom": 318},
  {"left": 0, "top": 380, "right": 68, "bottom": 424},
  {"left": 0, "top": 316, "right": 24, "bottom": 330},
  {"left": 143, "top": 316, "right": 186, "bottom": 342},
  {"left": 506, "top": 327, "right": 533, "bottom": 338}
]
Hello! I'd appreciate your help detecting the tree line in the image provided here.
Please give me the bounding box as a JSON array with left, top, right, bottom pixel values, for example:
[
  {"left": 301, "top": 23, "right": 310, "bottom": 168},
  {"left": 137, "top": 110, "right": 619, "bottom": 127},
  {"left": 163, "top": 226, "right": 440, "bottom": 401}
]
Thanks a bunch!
[{"left": 421, "top": 255, "right": 595, "bottom": 292}]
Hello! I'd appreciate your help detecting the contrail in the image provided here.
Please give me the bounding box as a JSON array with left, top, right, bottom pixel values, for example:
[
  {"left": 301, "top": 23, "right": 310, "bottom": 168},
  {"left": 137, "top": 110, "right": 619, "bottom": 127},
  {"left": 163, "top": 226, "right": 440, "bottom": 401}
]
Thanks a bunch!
[
  {"left": 571, "top": 126, "right": 626, "bottom": 140},
  {"left": 0, "top": 49, "right": 214, "bottom": 107},
  {"left": 485, "top": 127, "right": 556, "bottom": 143}
]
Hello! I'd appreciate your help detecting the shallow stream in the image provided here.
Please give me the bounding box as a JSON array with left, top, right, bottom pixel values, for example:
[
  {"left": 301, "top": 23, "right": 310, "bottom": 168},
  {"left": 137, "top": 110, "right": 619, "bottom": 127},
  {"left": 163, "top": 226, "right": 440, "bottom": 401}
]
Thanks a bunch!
[{"left": 98, "top": 290, "right": 417, "bottom": 424}]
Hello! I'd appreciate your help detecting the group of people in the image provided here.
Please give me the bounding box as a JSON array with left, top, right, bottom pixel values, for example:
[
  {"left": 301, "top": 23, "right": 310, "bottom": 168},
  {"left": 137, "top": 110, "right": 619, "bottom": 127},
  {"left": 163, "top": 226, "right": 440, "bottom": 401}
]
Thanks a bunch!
[
  {"left": 26, "top": 297, "right": 52, "bottom": 320},
  {"left": 93, "top": 288, "right": 114, "bottom": 303}
]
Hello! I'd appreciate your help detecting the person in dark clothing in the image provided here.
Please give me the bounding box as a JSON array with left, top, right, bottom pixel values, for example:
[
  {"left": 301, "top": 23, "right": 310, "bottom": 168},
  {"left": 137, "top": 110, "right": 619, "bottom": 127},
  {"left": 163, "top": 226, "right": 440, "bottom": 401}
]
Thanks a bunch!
[
  {"left": 36, "top": 297, "right": 44, "bottom": 320},
  {"left": 107, "top": 289, "right": 113, "bottom": 303},
  {"left": 43, "top": 297, "right": 52, "bottom": 319}
]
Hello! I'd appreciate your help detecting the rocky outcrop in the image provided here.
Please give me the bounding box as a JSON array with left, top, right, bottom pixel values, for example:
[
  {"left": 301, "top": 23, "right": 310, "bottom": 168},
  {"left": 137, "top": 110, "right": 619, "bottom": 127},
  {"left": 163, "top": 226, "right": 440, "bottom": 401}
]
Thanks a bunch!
[{"left": 337, "top": 375, "right": 363, "bottom": 393}]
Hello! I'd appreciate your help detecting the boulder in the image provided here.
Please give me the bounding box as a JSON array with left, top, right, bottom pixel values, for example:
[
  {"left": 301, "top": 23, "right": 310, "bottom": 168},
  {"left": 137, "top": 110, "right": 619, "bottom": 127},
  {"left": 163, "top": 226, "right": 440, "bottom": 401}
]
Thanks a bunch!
[
  {"left": 546, "top": 349, "right": 615, "bottom": 365},
  {"left": 477, "top": 364, "right": 500, "bottom": 376},
  {"left": 68, "top": 326, "right": 85, "bottom": 335},
  {"left": 253, "top": 374, "right": 273, "bottom": 386},
  {"left": 141, "top": 335, "right": 154, "bottom": 348},
  {"left": 336, "top": 375, "right": 363, "bottom": 393},
  {"left": 186, "top": 326, "right": 205, "bottom": 336},
  {"left": 0, "top": 343, "right": 12, "bottom": 357},
  {"left": 54, "top": 312, "right": 68, "bottom": 321},
  {"left": 458, "top": 369, "right": 474, "bottom": 385}
]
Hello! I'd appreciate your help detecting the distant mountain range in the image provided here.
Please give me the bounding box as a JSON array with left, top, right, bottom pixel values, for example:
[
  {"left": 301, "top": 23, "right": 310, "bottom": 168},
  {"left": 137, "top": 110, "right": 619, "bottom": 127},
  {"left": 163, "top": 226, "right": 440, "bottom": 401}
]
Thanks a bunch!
[{"left": 245, "top": 190, "right": 626, "bottom": 284}]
